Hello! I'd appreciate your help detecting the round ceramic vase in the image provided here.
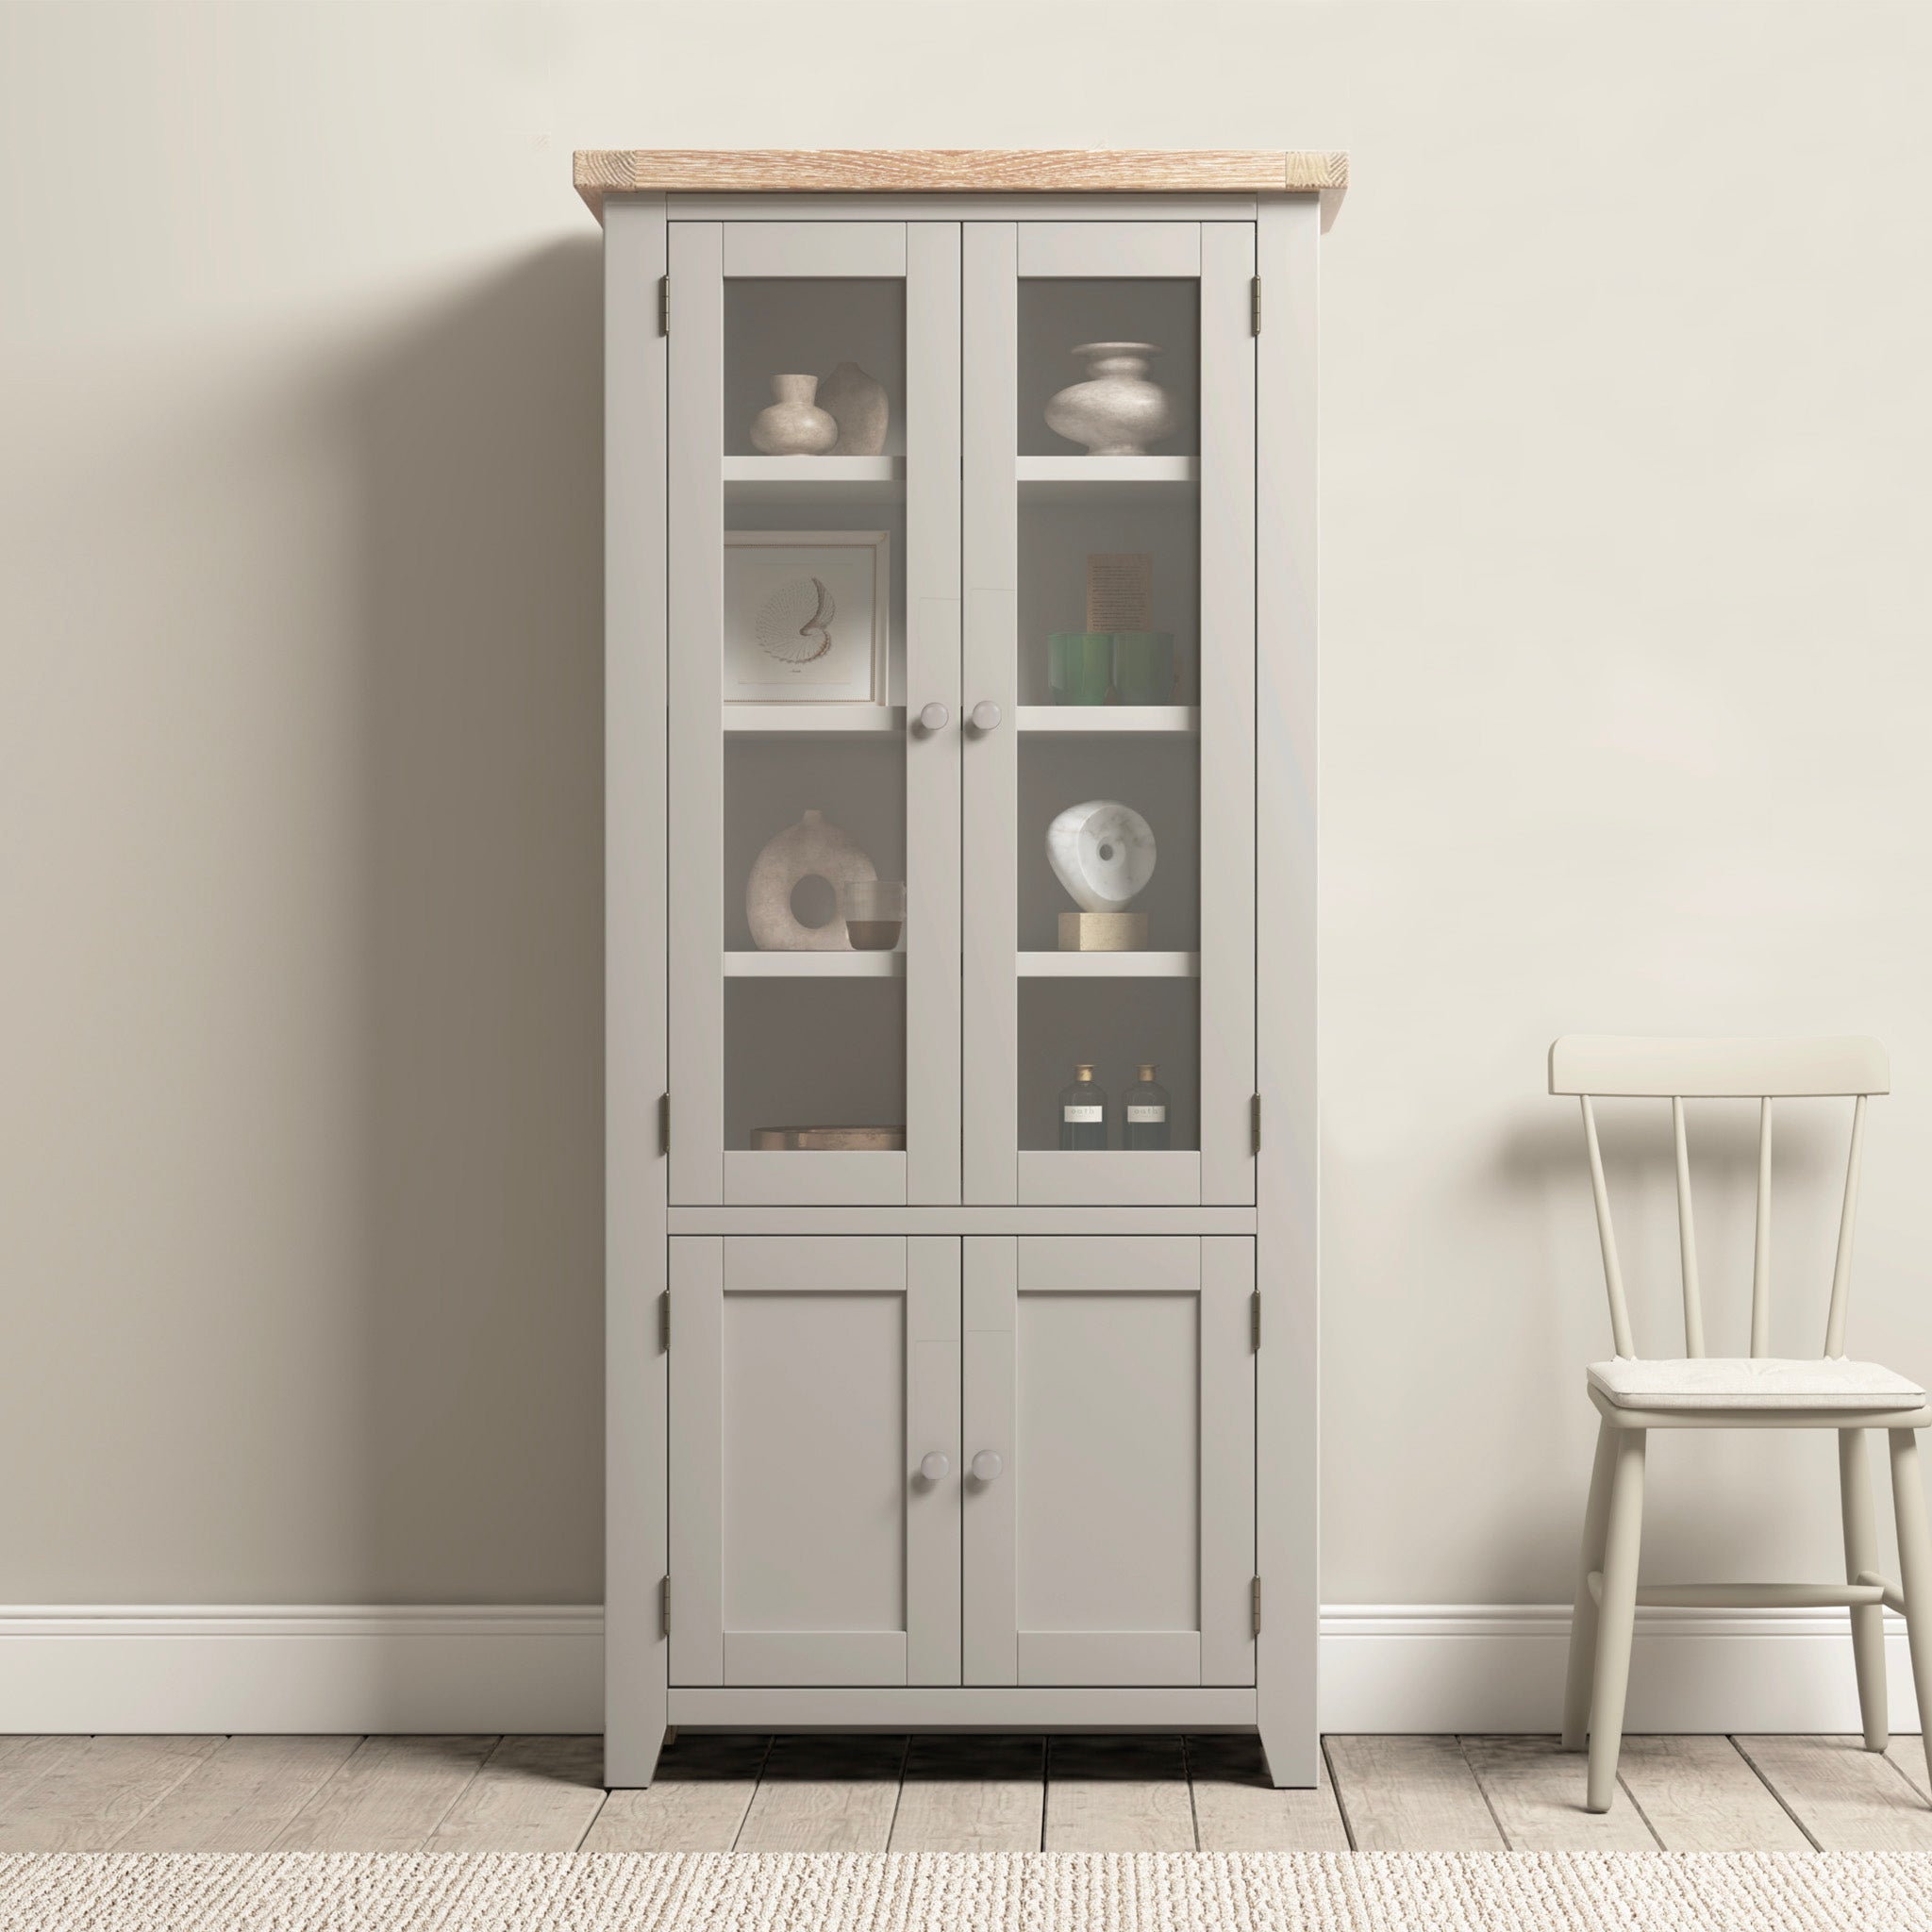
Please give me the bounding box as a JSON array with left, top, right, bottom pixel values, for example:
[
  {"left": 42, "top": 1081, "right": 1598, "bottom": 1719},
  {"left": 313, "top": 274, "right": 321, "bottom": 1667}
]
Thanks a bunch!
[
  {"left": 1043, "top": 342, "right": 1179, "bottom": 457},
  {"left": 746, "top": 809, "right": 877, "bottom": 949},
  {"left": 750, "top": 375, "right": 839, "bottom": 456}
]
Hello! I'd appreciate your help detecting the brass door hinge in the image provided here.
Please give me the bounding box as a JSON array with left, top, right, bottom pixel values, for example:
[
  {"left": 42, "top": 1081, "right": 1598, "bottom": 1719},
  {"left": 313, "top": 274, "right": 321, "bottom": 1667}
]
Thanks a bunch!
[
  {"left": 1251, "top": 277, "right": 1262, "bottom": 335},
  {"left": 1251, "top": 1290, "right": 1261, "bottom": 1353},
  {"left": 659, "top": 275, "right": 670, "bottom": 336},
  {"left": 659, "top": 1091, "right": 672, "bottom": 1158},
  {"left": 659, "top": 1289, "right": 672, "bottom": 1353},
  {"left": 1252, "top": 1576, "right": 1262, "bottom": 1636},
  {"left": 1251, "top": 1092, "right": 1262, "bottom": 1155},
  {"left": 662, "top": 1574, "right": 672, "bottom": 1638}
]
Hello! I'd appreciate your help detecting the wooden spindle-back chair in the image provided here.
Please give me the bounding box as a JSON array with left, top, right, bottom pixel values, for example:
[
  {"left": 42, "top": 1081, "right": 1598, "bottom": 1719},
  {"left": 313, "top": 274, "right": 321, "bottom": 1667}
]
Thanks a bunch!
[{"left": 1549, "top": 1035, "right": 1931, "bottom": 1813}]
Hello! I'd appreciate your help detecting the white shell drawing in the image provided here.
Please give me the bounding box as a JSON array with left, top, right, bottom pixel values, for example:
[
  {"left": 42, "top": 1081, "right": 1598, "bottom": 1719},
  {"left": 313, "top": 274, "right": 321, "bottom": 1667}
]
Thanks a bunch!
[
  {"left": 1046, "top": 800, "right": 1157, "bottom": 913},
  {"left": 756, "top": 576, "right": 836, "bottom": 666}
]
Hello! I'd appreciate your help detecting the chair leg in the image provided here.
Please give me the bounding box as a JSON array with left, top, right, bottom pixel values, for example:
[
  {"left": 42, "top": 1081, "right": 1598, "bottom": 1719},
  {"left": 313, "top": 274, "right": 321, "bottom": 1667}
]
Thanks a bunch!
[
  {"left": 1562, "top": 1420, "right": 1617, "bottom": 1750},
  {"left": 1888, "top": 1428, "right": 1932, "bottom": 1800},
  {"left": 1586, "top": 1428, "right": 1645, "bottom": 1813},
  {"left": 1840, "top": 1427, "right": 1888, "bottom": 1751}
]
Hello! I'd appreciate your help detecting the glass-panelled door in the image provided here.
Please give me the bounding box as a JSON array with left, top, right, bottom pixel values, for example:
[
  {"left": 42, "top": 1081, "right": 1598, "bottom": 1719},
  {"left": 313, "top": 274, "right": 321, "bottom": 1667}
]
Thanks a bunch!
[
  {"left": 667, "top": 222, "right": 961, "bottom": 1206},
  {"left": 961, "top": 223, "right": 1257, "bottom": 1206}
]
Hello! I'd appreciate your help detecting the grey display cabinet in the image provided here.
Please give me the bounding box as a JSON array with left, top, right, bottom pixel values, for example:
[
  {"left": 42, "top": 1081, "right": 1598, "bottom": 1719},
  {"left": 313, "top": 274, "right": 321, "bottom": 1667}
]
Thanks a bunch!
[{"left": 578, "top": 149, "right": 1340, "bottom": 1789}]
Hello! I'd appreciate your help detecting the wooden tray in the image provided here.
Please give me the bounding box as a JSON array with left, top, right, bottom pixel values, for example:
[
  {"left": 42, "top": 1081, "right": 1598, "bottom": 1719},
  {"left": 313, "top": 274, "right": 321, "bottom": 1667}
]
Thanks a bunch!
[{"left": 749, "top": 1125, "right": 907, "bottom": 1152}]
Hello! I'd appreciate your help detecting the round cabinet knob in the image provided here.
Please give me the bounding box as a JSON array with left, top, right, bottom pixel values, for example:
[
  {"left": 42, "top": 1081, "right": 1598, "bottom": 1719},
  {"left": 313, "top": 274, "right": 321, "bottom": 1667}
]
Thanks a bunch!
[
  {"left": 971, "top": 1450, "right": 1005, "bottom": 1483},
  {"left": 970, "top": 700, "right": 1004, "bottom": 733},
  {"left": 919, "top": 1452, "right": 951, "bottom": 1482},
  {"left": 918, "top": 701, "right": 950, "bottom": 733}
]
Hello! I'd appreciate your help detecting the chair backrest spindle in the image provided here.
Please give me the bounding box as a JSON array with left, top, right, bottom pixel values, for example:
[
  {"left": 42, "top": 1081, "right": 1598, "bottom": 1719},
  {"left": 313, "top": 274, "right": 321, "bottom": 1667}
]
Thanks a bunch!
[
  {"left": 1750, "top": 1097, "right": 1774, "bottom": 1358},
  {"left": 1579, "top": 1095, "right": 1636, "bottom": 1358},
  {"left": 1671, "top": 1096, "right": 1706, "bottom": 1357},
  {"left": 1549, "top": 1036, "right": 1888, "bottom": 1365},
  {"left": 1824, "top": 1091, "right": 1868, "bottom": 1359}
]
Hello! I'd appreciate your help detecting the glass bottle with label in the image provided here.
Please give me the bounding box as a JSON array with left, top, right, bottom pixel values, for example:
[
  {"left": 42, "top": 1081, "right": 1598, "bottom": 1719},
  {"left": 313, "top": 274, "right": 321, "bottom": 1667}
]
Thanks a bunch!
[
  {"left": 1058, "top": 1063, "right": 1108, "bottom": 1151},
  {"left": 1123, "top": 1062, "right": 1172, "bottom": 1150}
]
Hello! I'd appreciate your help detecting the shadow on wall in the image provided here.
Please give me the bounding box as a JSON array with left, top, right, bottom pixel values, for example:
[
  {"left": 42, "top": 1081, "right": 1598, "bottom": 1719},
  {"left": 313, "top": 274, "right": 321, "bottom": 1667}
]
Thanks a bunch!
[{"left": 349, "top": 237, "right": 606, "bottom": 1605}]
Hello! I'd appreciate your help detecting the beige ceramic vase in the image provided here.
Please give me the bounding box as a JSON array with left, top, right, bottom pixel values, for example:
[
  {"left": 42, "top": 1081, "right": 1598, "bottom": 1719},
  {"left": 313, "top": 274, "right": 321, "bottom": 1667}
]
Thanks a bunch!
[
  {"left": 750, "top": 374, "right": 838, "bottom": 456},
  {"left": 745, "top": 809, "right": 877, "bottom": 950}
]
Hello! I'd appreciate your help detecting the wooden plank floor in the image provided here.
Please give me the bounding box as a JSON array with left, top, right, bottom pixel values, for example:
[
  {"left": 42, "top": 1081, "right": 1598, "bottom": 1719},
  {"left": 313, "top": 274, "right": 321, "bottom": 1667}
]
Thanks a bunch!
[{"left": 1, "top": 1734, "right": 1927, "bottom": 1851}]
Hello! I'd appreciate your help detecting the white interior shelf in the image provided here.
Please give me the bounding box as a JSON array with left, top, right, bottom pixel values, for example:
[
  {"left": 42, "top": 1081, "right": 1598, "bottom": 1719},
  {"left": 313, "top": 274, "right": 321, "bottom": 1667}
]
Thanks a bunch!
[
  {"left": 1017, "top": 952, "right": 1200, "bottom": 978},
  {"left": 1017, "top": 707, "right": 1199, "bottom": 736},
  {"left": 724, "top": 705, "right": 905, "bottom": 739},
  {"left": 723, "top": 456, "right": 905, "bottom": 503},
  {"left": 725, "top": 950, "right": 906, "bottom": 977},
  {"left": 1015, "top": 456, "right": 1198, "bottom": 500}
]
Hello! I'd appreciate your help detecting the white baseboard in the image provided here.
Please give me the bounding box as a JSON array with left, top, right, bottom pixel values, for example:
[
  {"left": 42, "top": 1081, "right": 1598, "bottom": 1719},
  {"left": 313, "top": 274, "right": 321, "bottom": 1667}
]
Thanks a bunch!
[
  {"left": 0, "top": 1607, "right": 603, "bottom": 1734},
  {"left": 0, "top": 1603, "right": 1912, "bottom": 1735},
  {"left": 1321, "top": 1603, "right": 1922, "bottom": 1734}
]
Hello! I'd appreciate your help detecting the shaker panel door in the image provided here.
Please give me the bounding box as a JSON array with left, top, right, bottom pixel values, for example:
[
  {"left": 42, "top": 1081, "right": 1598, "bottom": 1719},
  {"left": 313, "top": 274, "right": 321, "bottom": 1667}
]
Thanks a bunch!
[
  {"left": 961, "top": 1235, "right": 1256, "bottom": 1687},
  {"left": 669, "top": 1235, "right": 960, "bottom": 1687}
]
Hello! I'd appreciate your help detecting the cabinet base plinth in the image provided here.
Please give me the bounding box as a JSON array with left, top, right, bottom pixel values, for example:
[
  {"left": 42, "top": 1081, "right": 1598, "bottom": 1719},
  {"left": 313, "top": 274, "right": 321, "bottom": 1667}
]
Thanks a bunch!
[{"left": 667, "top": 1686, "right": 1257, "bottom": 1728}]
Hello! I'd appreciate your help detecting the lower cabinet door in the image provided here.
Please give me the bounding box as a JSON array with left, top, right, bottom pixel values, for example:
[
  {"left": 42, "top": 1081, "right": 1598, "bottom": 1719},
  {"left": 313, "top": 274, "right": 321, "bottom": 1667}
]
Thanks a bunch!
[
  {"left": 669, "top": 1235, "right": 961, "bottom": 1687},
  {"left": 962, "top": 1235, "right": 1257, "bottom": 1688}
]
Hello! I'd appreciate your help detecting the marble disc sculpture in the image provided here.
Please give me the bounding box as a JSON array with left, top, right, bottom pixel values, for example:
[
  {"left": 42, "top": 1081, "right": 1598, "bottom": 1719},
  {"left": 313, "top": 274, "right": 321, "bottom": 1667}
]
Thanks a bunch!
[
  {"left": 1046, "top": 799, "right": 1157, "bottom": 912},
  {"left": 746, "top": 809, "right": 876, "bottom": 950}
]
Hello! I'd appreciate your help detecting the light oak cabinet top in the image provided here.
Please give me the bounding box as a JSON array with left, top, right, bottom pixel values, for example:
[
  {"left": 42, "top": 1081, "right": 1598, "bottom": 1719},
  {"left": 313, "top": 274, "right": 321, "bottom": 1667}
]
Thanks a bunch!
[{"left": 575, "top": 147, "right": 1349, "bottom": 218}]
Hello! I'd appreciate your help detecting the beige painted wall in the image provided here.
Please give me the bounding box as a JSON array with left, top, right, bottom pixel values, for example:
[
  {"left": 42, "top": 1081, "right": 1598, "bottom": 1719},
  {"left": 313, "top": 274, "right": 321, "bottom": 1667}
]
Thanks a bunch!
[{"left": 3, "top": 1, "right": 1929, "bottom": 1607}]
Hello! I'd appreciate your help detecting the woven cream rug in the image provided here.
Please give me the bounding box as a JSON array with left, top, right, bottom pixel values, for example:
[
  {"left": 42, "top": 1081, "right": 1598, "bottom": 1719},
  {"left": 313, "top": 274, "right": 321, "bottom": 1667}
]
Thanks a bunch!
[{"left": 3, "top": 1851, "right": 1931, "bottom": 1930}]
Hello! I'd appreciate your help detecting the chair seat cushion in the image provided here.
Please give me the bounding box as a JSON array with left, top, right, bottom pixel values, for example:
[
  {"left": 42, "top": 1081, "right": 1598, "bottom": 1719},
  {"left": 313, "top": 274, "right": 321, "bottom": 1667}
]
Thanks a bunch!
[{"left": 1589, "top": 1356, "right": 1925, "bottom": 1411}]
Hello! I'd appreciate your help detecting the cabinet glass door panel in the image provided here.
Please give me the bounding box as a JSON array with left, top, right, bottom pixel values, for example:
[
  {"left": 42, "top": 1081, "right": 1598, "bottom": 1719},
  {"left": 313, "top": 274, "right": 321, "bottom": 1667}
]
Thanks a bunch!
[
  {"left": 669, "top": 1236, "right": 961, "bottom": 1687},
  {"left": 961, "top": 1236, "right": 1256, "bottom": 1687},
  {"left": 962, "top": 223, "right": 1256, "bottom": 1207},
  {"left": 668, "top": 222, "right": 960, "bottom": 1206}
]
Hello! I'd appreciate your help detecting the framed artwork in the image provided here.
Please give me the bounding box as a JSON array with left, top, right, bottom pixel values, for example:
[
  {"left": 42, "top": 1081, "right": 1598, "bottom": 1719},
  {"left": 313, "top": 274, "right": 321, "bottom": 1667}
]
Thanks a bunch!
[{"left": 723, "top": 530, "right": 891, "bottom": 705}]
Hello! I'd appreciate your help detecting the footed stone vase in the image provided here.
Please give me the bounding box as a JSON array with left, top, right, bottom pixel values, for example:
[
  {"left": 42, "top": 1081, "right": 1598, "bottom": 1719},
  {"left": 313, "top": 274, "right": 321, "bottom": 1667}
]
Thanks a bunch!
[
  {"left": 1044, "top": 342, "right": 1179, "bottom": 457},
  {"left": 750, "top": 374, "right": 839, "bottom": 456}
]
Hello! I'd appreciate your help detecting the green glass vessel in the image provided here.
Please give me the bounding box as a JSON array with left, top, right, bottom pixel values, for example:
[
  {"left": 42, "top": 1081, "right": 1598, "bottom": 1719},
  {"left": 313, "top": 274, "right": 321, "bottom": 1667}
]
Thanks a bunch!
[
  {"left": 1048, "top": 632, "right": 1113, "bottom": 706},
  {"left": 1110, "top": 632, "right": 1176, "bottom": 705},
  {"left": 1046, "top": 631, "right": 1177, "bottom": 706}
]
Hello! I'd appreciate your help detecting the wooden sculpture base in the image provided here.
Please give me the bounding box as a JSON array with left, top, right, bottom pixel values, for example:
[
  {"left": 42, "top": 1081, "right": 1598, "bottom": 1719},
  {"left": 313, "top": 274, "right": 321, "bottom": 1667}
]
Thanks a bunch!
[{"left": 1058, "top": 912, "right": 1148, "bottom": 953}]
